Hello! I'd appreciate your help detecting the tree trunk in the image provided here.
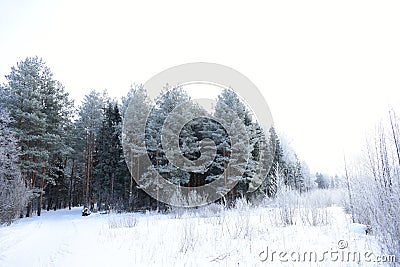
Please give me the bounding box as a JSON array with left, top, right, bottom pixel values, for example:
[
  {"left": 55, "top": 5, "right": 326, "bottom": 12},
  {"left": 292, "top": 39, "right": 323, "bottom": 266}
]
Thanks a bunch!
[
  {"left": 111, "top": 172, "right": 115, "bottom": 210},
  {"left": 73, "top": 162, "right": 77, "bottom": 206},
  {"left": 26, "top": 201, "right": 32, "bottom": 218},
  {"left": 85, "top": 133, "right": 93, "bottom": 208},
  {"left": 344, "top": 155, "right": 355, "bottom": 223},
  {"left": 69, "top": 159, "right": 75, "bottom": 210},
  {"left": 37, "top": 167, "right": 46, "bottom": 216}
]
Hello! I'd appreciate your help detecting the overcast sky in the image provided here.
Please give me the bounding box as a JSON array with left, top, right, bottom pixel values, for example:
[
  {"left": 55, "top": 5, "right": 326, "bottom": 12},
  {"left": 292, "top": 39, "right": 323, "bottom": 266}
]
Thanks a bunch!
[{"left": 1, "top": 0, "right": 400, "bottom": 175}]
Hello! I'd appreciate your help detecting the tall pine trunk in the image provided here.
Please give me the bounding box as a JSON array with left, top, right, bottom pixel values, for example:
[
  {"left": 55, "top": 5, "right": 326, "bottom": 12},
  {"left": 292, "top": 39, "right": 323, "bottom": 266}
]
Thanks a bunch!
[
  {"left": 69, "top": 159, "right": 75, "bottom": 210},
  {"left": 37, "top": 166, "right": 46, "bottom": 216}
]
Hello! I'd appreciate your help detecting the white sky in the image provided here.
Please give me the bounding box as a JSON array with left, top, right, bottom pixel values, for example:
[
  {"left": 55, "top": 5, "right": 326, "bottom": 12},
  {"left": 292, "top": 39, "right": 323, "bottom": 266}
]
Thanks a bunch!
[{"left": 1, "top": 0, "right": 400, "bottom": 175}]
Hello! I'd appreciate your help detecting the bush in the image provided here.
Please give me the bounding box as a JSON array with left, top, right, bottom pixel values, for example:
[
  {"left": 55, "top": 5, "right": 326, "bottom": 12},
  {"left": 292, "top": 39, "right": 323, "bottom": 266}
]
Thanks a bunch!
[{"left": 108, "top": 215, "right": 138, "bottom": 229}]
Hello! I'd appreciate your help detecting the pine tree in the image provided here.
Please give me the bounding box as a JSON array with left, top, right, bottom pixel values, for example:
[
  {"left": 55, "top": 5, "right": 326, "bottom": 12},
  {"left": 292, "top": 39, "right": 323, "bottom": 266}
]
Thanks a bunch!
[
  {"left": 245, "top": 122, "right": 273, "bottom": 196},
  {"left": 67, "top": 121, "right": 86, "bottom": 208},
  {"left": 74, "top": 90, "right": 105, "bottom": 209},
  {"left": 40, "top": 76, "right": 74, "bottom": 213},
  {"left": 143, "top": 86, "right": 192, "bottom": 210},
  {"left": 1, "top": 56, "right": 73, "bottom": 216},
  {"left": 202, "top": 117, "right": 231, "bottom": 188},
  {"left": 122, "top": 84, "right": 154, "bottom": 210},
  {"left": 213, "top": 89, "right": 252, "bottom": 204}
]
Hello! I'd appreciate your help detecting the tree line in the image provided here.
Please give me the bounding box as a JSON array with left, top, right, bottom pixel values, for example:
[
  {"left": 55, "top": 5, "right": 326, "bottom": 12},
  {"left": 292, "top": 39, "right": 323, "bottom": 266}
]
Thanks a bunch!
[{"left": 0, "top": 56, "right": 310, "bottom": 224}]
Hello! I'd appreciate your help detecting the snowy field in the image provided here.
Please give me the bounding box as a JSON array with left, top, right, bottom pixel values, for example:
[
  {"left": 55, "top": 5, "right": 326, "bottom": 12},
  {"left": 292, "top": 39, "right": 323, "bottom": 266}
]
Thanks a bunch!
[{"left": 0, "top": 197, "right": 387, "bottom": 267}]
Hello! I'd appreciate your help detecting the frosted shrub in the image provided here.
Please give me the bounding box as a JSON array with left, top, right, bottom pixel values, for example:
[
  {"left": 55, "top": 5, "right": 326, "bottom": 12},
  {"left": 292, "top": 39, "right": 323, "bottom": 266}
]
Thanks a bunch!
[
  {"left": 275, "top": 186, "right": 299, "bottom": 226},
  {"left": 108, "top": 215, "right": 138, "bottom": 229},
  {"left": 307, "top": 206, "right": 329, "bottom": 227},
  {"left": 0, "top": 177, "right": 28, "bottom": 225},
  {"left": 349, "top": 114, "right": 400, "bottom": 257},
  {"left": 351, "top": 171, "right": 400, "bottom": 257},
  {"left": 269, "top": 187, "right": 336, "bottom": 226},
  {"left": 304, "top": 189, "right": 336, "bottom": 226},
  {"left": 168, "top": 206, "right": 187, "bottom": 219},
  {"left": 0, "top": 108, "right": 28, "bottom": 225},
  {"left": 167, "top": 190, "right": 191, "bottom": 219},
  {"left": 233, "top": 197, "right": 252, "bottom": 212},
  {"left": 180, "top": 219, "right": 198, "bottom": 254},
  {"left": 197, "top": 203, "right": 225, "bottom": 218},
  {"left": 298, "top": 191, "right": 330, "bottom": 226},
  {"left": 226, "top": 212, "right": 251, "bottom": 239},
  {"left": 168, "top": 189, "right": 209, "bottom": 210}
]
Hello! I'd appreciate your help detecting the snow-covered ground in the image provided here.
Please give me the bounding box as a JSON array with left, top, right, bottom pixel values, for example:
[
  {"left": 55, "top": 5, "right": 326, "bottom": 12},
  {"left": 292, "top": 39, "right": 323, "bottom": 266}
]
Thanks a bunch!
[{"left": 0, "top": 203, "right": 387, "bottom": 267}]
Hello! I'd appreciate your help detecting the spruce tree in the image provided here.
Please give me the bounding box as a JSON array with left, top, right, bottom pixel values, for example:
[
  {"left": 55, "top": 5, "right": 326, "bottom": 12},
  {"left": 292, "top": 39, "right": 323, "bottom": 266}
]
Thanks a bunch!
[
  {"left": 264, "top": 127, "right": 285, "bottom": 197},
  {"left": 94, "top": 101, "right": 130, "bottom": 211}
]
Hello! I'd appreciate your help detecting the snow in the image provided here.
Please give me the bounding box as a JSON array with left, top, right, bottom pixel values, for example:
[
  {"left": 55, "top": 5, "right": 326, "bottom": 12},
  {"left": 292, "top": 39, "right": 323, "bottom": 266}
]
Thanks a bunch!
[
  {"left": 0, "top": 205, "right": 385, "bottom": 266},
  {"left": 349, "top": 223, "right": 369, "bottom": 235}
]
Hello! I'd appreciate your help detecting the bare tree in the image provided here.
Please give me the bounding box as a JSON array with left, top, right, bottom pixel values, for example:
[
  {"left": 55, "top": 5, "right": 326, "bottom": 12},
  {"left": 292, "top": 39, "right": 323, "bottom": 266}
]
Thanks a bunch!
[{"left": 350, "top": 109, "right": 400, "bottom": 257}]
